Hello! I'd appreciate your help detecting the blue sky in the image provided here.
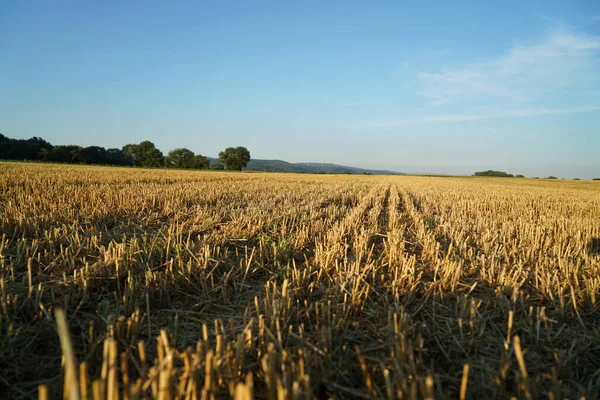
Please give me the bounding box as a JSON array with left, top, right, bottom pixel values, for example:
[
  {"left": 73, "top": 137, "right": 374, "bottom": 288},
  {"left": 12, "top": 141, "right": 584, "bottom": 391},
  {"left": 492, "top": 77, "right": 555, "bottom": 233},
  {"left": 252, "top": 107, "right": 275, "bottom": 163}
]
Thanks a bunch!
[{"left": 1, "top": 0, "right": 599, "bottom": 178}]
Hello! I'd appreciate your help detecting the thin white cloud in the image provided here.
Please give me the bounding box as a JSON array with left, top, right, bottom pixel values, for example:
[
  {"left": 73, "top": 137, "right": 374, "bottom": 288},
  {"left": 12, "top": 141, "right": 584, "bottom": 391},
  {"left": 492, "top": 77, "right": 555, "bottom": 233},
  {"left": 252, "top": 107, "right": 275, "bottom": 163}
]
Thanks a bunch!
[
  {"left": 418, "top": 27, "right": 600, "bottom": 105},
  {"left": 366, "top": 105, "right": 600, "bottom": 128}
]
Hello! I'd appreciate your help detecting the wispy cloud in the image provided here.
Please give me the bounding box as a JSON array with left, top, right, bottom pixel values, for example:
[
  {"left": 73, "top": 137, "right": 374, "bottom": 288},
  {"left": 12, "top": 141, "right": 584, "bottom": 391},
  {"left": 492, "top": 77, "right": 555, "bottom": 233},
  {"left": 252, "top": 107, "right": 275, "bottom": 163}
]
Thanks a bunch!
[
  {"left": 418, "top": 27, "right": 600, "bottom": 105},
  {"left": 366, "top": 105, "right": 600, "bottom": 128}
]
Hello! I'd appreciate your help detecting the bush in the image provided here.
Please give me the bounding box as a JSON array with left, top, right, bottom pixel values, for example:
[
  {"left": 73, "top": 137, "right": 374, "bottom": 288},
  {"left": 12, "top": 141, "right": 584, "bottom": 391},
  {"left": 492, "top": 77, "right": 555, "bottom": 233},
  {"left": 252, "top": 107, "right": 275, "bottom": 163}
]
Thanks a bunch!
[{"left": 473, "top": 170, "right": 514, "bottom": 177}]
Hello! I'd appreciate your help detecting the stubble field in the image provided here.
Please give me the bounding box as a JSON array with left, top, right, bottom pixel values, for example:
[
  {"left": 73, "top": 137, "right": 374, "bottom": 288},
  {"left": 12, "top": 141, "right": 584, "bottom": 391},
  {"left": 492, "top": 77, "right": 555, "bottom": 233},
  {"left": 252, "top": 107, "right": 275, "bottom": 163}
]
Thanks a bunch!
[{"left": 1, "top": 162, "right": 599, "bottom": 399}]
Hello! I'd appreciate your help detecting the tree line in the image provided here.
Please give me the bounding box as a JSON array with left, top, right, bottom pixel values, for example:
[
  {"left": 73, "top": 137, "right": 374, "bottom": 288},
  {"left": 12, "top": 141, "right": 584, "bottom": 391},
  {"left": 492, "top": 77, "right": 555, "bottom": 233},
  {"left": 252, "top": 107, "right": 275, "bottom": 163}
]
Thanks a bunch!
[
  {"left": 473, "top": 170, "right": 525, "bottom": 178},
  {"left": 0, "top": 134, "right": 250, "bottom": 171},
  {"left": 474, "top": 170, "right": 599, "bottom": 180}
]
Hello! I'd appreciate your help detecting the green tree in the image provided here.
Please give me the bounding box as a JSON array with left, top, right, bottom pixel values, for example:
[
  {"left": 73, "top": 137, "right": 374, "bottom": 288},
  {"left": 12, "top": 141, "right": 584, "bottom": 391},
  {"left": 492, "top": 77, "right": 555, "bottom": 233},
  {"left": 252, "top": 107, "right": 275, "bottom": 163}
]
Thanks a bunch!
[
  {"left": 122, "top": 141, "right": 164, "bottom": 167},
  {"left": 218, "top": 146, "right": 250, "bottom": 171},
  {"left": 166, "top": 148, "right": 195, "bottom": 168},
  {"left": 47, "top": 145, "right": 82, "bottom": 163},
  {"left": 106, "top": 148, "right": 133, "bottom": 166},
  {"left": 165, "top": 148, "right": 209, "bottom": 169},
  {"left": 76, "top": 146, "right": 108, "bottom": 165},
  {"left": 27, "top": 137, "right": 53, "bottom": 160},
  {"left": 191, "top": 154, "right": 210, "bottom": 169}
]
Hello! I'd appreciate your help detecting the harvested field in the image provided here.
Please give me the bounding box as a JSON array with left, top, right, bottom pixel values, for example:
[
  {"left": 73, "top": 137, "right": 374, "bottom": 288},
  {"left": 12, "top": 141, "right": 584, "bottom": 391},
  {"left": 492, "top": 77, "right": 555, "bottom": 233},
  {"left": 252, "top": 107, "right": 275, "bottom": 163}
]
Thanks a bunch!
[{"left": 1, "top": 162, "right": 600, "bottom": 399}]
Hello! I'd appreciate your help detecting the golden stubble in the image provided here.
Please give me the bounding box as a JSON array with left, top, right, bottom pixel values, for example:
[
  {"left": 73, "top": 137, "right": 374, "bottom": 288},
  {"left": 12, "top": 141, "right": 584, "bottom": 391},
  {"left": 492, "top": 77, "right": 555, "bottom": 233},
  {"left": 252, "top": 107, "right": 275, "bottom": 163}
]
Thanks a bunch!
[{"left": 0, "top": 162, "right": 598, "bottom": 399}]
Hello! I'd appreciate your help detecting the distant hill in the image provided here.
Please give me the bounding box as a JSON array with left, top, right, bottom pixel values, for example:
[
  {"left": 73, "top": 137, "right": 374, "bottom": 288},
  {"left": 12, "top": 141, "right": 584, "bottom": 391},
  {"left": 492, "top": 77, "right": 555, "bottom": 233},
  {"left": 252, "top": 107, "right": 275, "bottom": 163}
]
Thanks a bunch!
[
  {"left": 292, "top": 162, "right": 403, "bottom": 175},
  {"left": 207, "top": 158, "right": 403, "bottom": 175}
]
